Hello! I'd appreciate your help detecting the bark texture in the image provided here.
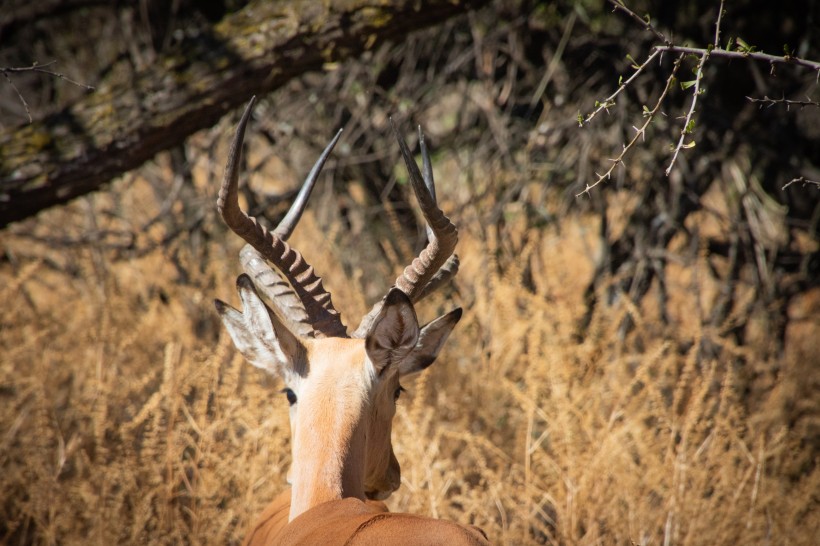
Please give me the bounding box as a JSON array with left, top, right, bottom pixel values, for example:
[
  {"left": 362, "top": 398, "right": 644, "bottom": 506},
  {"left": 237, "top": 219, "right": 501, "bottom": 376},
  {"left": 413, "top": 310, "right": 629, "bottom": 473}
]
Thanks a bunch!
[{"left": 0, "top": 0, "right": 484, "bottom": 228}]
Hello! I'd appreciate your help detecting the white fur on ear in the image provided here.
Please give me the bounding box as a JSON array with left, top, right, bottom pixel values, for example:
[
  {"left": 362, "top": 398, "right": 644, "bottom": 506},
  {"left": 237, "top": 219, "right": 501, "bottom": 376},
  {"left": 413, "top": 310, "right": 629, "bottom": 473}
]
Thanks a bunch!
[
  {"left": 215, "top": 274, "right": 302, "bottom": 377},
  {"left": 399, "top": 307, "right": 462, "bottom": 376}
]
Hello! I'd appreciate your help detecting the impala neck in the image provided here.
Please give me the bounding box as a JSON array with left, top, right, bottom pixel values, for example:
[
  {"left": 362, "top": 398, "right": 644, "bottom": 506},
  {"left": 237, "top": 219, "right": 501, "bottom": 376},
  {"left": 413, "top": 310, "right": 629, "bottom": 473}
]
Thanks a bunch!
[{"left": 288, "top": 360, "right": 370, "bottom": 521}]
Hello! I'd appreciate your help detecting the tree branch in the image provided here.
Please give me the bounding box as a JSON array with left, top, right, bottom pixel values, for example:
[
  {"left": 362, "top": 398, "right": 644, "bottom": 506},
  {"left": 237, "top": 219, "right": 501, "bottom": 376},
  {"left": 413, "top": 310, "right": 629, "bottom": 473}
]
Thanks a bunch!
[
  {"left": 0, "top": 0, "right": 485, "bottom": 229},
  {"left": 606, "top": 0, "right": 670, "bottom": 45},
  {"left": 747, "top": 95, "right": 820, "bottom": 109},
  {"left": 577, "top": 54, "right": 683, "bottom": 196},
  {"left": 666, "top": 50, "right": 708, "bottom": 176},
  {"left": 653, "top": 45, "right": 820, "bottom": 73},
  {"left": 579, "top": 50, "right": 661, "bottom": 126}
]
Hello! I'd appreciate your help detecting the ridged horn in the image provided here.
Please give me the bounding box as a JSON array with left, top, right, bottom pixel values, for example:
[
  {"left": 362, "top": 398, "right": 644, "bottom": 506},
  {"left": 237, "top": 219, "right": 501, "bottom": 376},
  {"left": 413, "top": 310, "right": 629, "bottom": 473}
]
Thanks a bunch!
[
  {"left": 352, "top": 122, "right": 458, "bottom": 337},
  {"left": 217, "top": 97, "right": 347, "bottom": 338},
  {"left": 239, "top": 127, "right": 344, "bottom": 338}
]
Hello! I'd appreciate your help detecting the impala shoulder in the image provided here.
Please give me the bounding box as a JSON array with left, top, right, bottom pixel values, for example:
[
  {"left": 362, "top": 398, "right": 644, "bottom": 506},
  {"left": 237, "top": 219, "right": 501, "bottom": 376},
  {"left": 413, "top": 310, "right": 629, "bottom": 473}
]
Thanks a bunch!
[
  {"left": 274, "top": 498, "right": 385, "bottom": 546},
  {"left": 348, "top": 511, "right": 491, "bottom": 545},
  {"left": 242, "top": 489, "right": 292, "bottom": 546}
]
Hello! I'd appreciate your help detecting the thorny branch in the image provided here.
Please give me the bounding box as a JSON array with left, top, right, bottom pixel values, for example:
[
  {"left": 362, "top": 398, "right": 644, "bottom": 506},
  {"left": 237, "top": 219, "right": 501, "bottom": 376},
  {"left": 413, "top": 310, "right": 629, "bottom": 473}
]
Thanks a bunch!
[
  {"left": 576, "top": 55, "right": 684, "bottom": 197},
  {"left": 665, "top": 0, "right": 725, "bottom": 176},
  {"left": 606, "top": 0, "right": 669, "bottom": 45},
  {"left": 665, "top": 50, "right": 707, "bottom": 176},
  {"left": 579, "top": 50, "right": 660, "bottom": 126},
  {"left": 653, "top": 45, "right": 820, "bottom": 74},
  {"left": 713, "top": 0, "right": 724, "bottom": 46},
  {"left": 747, "top": 95, "right": 820, "bottom": 109},
  {"left": 583, "top": 0, "right": 820, "bottom": 190}
]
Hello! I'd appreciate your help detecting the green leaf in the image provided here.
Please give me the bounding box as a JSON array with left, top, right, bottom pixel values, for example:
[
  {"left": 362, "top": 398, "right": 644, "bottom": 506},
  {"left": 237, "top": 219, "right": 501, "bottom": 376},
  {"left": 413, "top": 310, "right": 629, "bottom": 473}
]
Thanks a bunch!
[
  {"left": 680, "top": 80, "right": 696, "bottom": 90},
  {"left": 681, "top": 141, "right": 696, "bottom": 149},
  {"left": 735, "top": 37, "right": 756, "bottom": 53}
]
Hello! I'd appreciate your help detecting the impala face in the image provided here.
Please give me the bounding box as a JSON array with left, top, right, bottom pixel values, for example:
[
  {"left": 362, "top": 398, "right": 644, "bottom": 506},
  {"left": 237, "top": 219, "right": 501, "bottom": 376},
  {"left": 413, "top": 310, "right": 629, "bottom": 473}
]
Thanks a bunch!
[
  {"left": 215, "top": 97, "right": 461, "bottom": 521},
  {"left": 217, "top": 279, "right": 461, "bottom": 513}
]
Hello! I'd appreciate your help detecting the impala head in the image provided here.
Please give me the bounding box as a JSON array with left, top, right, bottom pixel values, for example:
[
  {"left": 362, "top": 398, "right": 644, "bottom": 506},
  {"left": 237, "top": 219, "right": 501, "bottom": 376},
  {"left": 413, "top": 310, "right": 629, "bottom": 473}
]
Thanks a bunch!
[{"left": 213, "top": 97, "right": 461, "bottom": 517}]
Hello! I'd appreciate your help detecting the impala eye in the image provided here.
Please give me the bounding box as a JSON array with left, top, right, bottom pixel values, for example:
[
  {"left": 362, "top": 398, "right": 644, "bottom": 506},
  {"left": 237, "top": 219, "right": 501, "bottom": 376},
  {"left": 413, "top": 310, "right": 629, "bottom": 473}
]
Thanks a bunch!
[
  {"left": 394, "top": 385, "right": 406, "bottom": 401},
  {"left": 281, "top": 388, "right": 297, "bottom": 406}
]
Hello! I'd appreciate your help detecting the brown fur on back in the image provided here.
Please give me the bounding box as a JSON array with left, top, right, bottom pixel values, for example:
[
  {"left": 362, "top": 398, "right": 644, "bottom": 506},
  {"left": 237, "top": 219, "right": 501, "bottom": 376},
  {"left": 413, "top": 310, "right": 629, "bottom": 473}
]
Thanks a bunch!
[
  {"left": 242, "top": 489, "right": 390, "bottom": 546},
  {"left": 270, "top": 497, "right": 490, "bottom": 546}
]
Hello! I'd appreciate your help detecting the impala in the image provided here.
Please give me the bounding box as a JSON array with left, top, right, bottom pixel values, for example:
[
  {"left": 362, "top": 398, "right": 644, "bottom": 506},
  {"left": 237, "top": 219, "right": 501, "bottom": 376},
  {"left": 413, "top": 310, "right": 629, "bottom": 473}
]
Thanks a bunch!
[{"left": 215, "top": 98, "right": 489, "bottom": 545}]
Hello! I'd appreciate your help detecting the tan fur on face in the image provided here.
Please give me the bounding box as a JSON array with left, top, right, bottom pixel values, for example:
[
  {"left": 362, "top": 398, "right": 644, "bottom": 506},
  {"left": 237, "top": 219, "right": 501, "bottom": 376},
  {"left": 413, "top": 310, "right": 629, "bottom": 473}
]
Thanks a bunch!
[
  {"left": 363, "top": 368, "right": 401, "bottom": 499},
  {"left": 288, "top": 338, "right": 402, "bottom": 520}
]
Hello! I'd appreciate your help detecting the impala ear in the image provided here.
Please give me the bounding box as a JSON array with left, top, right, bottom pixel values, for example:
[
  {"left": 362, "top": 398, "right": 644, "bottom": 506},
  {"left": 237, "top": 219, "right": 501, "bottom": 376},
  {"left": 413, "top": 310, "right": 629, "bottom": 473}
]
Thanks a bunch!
[
  {"left": 399, "top": 307, "right": 462, "bottom": 376},
  {"left": 365, "top": 288, "right": 420, "bottom": 374},
  {"left": 215, "top": 274, "right": 305, "bottom": 378}
]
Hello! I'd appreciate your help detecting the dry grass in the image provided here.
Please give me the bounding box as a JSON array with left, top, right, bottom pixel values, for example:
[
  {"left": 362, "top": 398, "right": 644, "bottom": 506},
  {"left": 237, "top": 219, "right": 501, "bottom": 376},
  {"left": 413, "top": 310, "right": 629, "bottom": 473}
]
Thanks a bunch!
[{"left": 1, "top": 142, "right": 817, "bottom": 545}]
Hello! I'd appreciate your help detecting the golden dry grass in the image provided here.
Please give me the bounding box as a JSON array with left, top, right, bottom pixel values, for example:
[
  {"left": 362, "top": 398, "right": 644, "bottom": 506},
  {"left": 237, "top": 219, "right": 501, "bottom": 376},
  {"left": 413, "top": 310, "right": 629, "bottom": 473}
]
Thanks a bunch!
[{"left": 1, "top": 142, "right": 818, "bottom": 545}]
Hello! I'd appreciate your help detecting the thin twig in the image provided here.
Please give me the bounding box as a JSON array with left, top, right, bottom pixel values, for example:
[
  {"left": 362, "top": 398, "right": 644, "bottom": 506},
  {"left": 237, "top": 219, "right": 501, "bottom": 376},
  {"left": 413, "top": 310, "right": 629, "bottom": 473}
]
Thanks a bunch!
[
  {"left": 1, "top": 69, "right": 31, "bottom": 122},
  {"left": 666, "top": 50, "right": 710, "bottom": 176},
  {"left": 781, "top": 177, "right": 820, "bottom": 190},
  {"left": 746, "top": 95, "right": 820, "bottom": 109},
  {"left": 607, "top": 0, "right": 670, "bottom": 45},
  {"left": 577, "top": 54, "right": 684, "bottom": 196},
  {"left": 653, "top": 45, "right": 820, "bottom": 73},
  {"left": 713, "top": 0, "right": 725, "bottom": 47},
  {"left": 1, "top": 61, "right": 95, "bottom": 123},
  {"left": 664, "top": 0, "right": 726, "bottom": 176},
  {"left": 580, "top": 50, "right": 661, "bottom": 126},
  {"left": 530, "top": 10, "right": 576, "bottom": 111},
  {"left": 2, "top": 60, "right": 58, "bottom": 71},
  {"left": 2, "top": 61, "right": 95, "bottom": 91}
]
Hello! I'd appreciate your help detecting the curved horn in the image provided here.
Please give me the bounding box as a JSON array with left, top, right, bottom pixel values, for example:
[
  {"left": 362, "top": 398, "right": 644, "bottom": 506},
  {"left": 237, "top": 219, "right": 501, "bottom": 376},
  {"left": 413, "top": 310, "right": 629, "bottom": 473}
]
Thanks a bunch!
[
  {"left": 240, "top": 128, "right": 344, "bottom": 338},
  {"left": 390, "top": 120, "right": 458, "bottom": 299},
  {"left": 415, "top": 126, "right": 460, "bottom": 299},
  {"left": 218, "top": 97, "right": 347, "bottom": 338},
  {"left": 274, "top": 128, "right": 343, "bottom": 238},
  {"left": 414, "top": 254, "right": 459, "bottom": 302},
  {"left": 352, "top": 122, "right": 459, "bottom": 337},
  {"left": 419, "top": 125, "right": 437, "bottom": 243}
]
